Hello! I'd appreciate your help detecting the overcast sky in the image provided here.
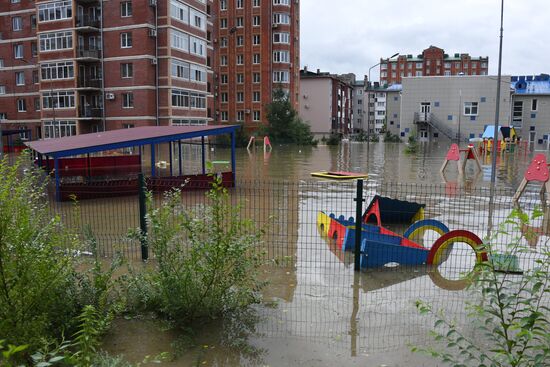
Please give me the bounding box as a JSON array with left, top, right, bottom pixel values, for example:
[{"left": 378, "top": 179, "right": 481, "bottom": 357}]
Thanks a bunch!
[{"left": 300, "top": 0, "right": 549, "bottom": 81}]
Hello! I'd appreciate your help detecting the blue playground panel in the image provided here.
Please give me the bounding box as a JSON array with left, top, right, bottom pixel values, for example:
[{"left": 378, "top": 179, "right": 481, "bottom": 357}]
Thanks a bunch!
[{"left": 360, "top": 237, "right": 429, "bottom": 268}]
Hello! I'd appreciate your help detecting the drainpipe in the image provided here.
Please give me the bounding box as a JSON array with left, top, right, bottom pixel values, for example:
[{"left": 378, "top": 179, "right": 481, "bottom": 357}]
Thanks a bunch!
[
  {"left": 154, "top": 1, "right": 159, "bottom": 126},
  {"left": 100, "top": 0, "right": 106, "bottom": 131}
]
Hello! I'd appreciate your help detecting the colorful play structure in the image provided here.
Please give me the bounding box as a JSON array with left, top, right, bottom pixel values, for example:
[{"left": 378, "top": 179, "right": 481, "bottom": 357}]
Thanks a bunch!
[
  {"left": 247, "top": 135, "right": 272, "bottom": 152},
  {"left": 440, "top": 143, "right": 482, "bottom": 176},
  {"left": 317, "top": 195, "right": 488, "bottom": 274},
  {"left": 513, "top": 153, "right": 550, "bottom": 205}
]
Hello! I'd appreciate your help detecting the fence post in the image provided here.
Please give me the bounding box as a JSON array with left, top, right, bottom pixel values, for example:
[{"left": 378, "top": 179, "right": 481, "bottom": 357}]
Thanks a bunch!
[
  {"left": 354, "top": 179, "right": 364, "bottom": 271},
  {"left": 138, "top": 173, "right": 149, "bottom": 261}
]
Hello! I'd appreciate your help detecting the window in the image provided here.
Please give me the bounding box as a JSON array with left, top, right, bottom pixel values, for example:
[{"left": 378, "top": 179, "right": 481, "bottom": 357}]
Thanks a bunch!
[
  {"left": 253, "top": 16, "right": 260, "bottom": 26},
  {"left": 14, "top": 44, "right": 23, "bottom": 59},
  {"left": 273, "top": 50, "right": 289, "bottom": 63},
  {"left": 190, "top": 8, "right": 206, "bottom": 30},
  {"left": 236, "top": 73, "right": 244, "bottom": 84},
  {"left": 236, "top": 35, "right": 244, "bottom": 46},
  {"left": 38, "top": 1, "right": 72, "bottom": 22},
  {"left": 12, "top": 0, "right": 21, "bottom": 3},
  {"left": 0, "top": 59, "right": 3, "bottom": 68},
  {"left": 17, "top": 99, "right": 26, "bottom": 112},
  {"left": 121, "top": 1, "right": 132, "bottom": 17},
  {"left": 252, "top": 34, "right": 260, "bottom": 45},
  {"left": 15, "top": 72, "right": 25, "bottom": 86},
  {"left": 236, "top": 0, "right": 243, "bottom": 8},
  {"left": 34, "top": 98, "right": 41, "bottom": 111},
  {"left": 31, "top": 14, "right": 37, "bottom": 29},
  {"left": 455, "top": 62, "right": 460, "bottom": 68},
  {"left": 189, "top": 92, "right": 206, "bottom": 108},
  {"left": 237, "top": 110, "right": 244, "bottom": 121},
  {"left": 273, "top": 32, "right": 290, "bottom": 44},
  {"left": 41, "top": 61, "right": 74, "bottom": 80},
  {"left": 221, "top": 111, "right": 228, "bottom": 121},
  {"left": 172, "top": 89, "right": 189, "bottom": 107},
  {"left": 42, "top": 91, "right": 75, "bottom": 109},
  {"left": 120, "top": 32, "right": 132, "bottom": 48},
  {"left": 0, "top": 113, "right": 6, "bottom": 120},
  {"left": 220, "top": 37, "right": 227, "bottom": 47},
  {"left": 481, "top": 62, "right": 487, "bottom": 68},
  {"left": 190, "top": 64, "right": 206, "bottom": 82},
  {"left": 236, "top": 92, "right": 244, "bottom": 102},
  {"left": 273, "top": 0, "right": 289, "bottom": 4},
  {"left": 123, "top": 123, "right": 135, "bottom": 129},
  {"left": 39, "top": 31, "right": 73, "bottom": 51},
  {"left": 513, "top": 100, "right": 523, "bottom": 125},
  {"left": 273, "top": 70, "right": 289, "bottom": 83},
  {"left": 415, "top": 71, "right": 422, "bottom": 77},
  {"left": 252, "top": 91, "right": 261, "bottom": 102},
  {"left": 463, "top": 102, "right": 478, "bottom": 116},
  {"left": 220, "top": 18, "right": 227, "bottom": 28},
  {"left": 220, "top": 74, "right": 228, "bottom": 84},
  {"left": 220, "top": 55, "right": 227, "bottom": 66},
  {"left": 532, "top": 99, "right": 538, "bottom": 111},
  {"left": 444, "top": 62, "right": 451, "bottom": 68},
  {"left": 171, "top": 0, "right": 189, "bottom": 24},
  {"left": 220, "top": 0, "right": 227, "bottom": 10},
  {"left": 31, "top": 42, "right": 38, "bottom": 57},
  {"left": 253, "top": 72, "right": 260, "bottom": 83},
  {"left": 444, "top": 70, "right": 451, "bottom": 76},
  {"left": 0, "top": 86, "right": 5, "bottom": 95},
  {"left": 44, "top": 120, "right": 76, "bottom": 139},
  {"left": 32, "top": 70, "right": 39, "bottom": 84},
  {"left": 273, "top": 13, "right": 290, "bottom": 24},
  {"left": 121, "top": 63, "right": 133, "bottom": 78},
  {"left": 171, "top": 29, "right": 189, "bottom": 51},
  {"left": 122, "top": 93, "right": 134, "bottom": 108},
  {"left": 171, "top": 59, "right": 190, "bottom": 79},
  {"left": 172, "top": 119, "right": 206, "bottom": 126},
  {"left": 253, "top": 53, "right": 260, "bottom": 64},
  {"left": 415, "top": 62, "right": 422, "bottom": 68},
  {"left": 236, "top": 54, "right": 244, "bottom": 65},
  {"left": 190, "top": 37, "right": 206, "bottom": 57},
  {"left": 253, "top": 0, "right": 260, "bottom": 6},
  {"left": 221, "top": 93, "right": 228, "bottom": 102},
  {"left": 12, "top": 17, "right": 22, "bottom": 31},
  {"left": 253, "top": 110, "right": 260, "bottom": 121},
  {"left": 236, "top": 17, "right": 244, "bottom": 27}
]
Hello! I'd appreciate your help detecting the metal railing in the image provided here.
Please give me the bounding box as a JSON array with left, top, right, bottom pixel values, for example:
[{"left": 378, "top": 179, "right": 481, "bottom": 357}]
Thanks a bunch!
[{"left": 414, "top": 112, "right": 458, "bottom": 140}]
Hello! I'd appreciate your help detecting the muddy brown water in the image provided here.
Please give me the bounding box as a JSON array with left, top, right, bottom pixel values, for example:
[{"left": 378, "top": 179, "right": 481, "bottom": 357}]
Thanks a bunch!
[{"left": 27, "top": 142, "right": 546, "bottom": 366}]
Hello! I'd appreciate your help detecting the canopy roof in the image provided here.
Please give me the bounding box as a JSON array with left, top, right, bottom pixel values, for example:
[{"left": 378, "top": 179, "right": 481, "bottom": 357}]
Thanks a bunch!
[{"left": 25, "top": 125, "right": 239, "bottom": 158}]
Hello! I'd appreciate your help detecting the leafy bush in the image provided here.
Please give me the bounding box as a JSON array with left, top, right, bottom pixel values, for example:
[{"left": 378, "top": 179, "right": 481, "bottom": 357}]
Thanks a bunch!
[
  {"left": 383, "top": 131, "right": 402, "bottom": 142},
  {"left": 127, "top": 176, "right": 265, "bottom": 325},
  {"left": 414, "top": 208, "right": 550, "bottom": 366}
]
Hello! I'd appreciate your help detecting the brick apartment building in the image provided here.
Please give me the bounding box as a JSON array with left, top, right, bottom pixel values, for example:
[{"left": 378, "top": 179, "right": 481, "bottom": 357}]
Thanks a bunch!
[
  {"left": 210, "top": 0, "right": 300, "bottom": 129},
  {"left": 0, "top": 0, "right": 299, "bottom": 141},
  {"left": 379, "top": 46, "right": 489, "bottom": 85}
]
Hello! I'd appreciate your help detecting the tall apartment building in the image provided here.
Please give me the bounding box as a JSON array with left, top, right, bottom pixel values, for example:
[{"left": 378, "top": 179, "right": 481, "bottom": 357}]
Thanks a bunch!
[
  {"left": 338, "top": 73, "right": 367, "bottom": 134},
  {"left": 210, "top": 0, "right": 300, "bottom": 129},
  {"left": 379, "top": 46, "right": 489, "bottom": 85}
]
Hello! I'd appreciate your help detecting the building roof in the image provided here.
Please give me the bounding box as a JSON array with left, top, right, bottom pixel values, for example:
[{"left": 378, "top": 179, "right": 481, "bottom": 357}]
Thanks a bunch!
[
  {"left": 511, "top": 75, "right": 550, "bottom": 95},
  {"left": 25, "top": 125, "right": 239, "bottom": 158}
]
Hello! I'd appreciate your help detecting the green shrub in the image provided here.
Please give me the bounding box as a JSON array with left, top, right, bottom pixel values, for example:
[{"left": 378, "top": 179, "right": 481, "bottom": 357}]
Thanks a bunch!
[
  {"left": 414, "top": 208, "right": 550, "bottom": 366},
  {"left": 127, "top": 176, "right": 265, "bottom": 325},
  {"left": 383, "top": 131, "right": 402, "bottom": 142}
]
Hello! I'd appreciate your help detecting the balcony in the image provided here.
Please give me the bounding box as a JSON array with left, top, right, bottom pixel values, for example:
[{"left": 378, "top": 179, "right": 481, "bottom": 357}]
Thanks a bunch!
[
  {"left": 78, "top": 78, "right": 102, "bottom": 88},
  {"left": 76, "top": 48, "right": 100, "bottom": 60},
  {"left": 76, "top": 16, "right": 100, "bottom": 30},
  {"left": 79, "top": 106, "right": 103, "bottom": 118}
]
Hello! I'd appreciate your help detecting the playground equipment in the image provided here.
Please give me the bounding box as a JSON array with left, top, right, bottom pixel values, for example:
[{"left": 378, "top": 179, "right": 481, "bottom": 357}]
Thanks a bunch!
[
  {"left": 247, "top": 136, "right": 272, "bottom": 152},
  {"left": 513, "top": 153, "right": 550, "bottom": 205},
  {"left": 310, "top": 171, "right": 369, "bottom": 180},
  {"left": 440, "top": 143, "right": 482, "bottom": 176}
]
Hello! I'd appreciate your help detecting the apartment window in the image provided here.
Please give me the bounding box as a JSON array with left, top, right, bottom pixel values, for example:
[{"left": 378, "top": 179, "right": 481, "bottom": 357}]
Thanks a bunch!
[
  {"left": 34, "top": 98, "right": 41, "bottom": 111},
  {"left": 17, "top": 99, "right": 26, "bottom": 112},
  {"left": 41, "top": 61, "right": 74, "bottom": 80},
  {"left": 0, "top": 86, "right": 5, "bottom": 95},
  {"left": 0, "top": 113, "right": 6, "bottom": 120},
  {"left": 38, "top": 1, "right": 72, "bottom": 22},
  {"left": 171, "top": 59, "right": 190, "bottom": 79},
  {"left": 532, "top": 99, "right": 538, "bottom": 111},
  {"left": 444, "top": 70, "right": 451, "bottom": 76},
  {"left": 444, "top": 62, "right": 451, "bottom": 68},
  {"left": 253, "top": 72, "right": 260, "bottom": 83},
  {"left": 190, "top": 37, "right": 206, "bottom": 57},
  {"left": 31, "top": 42, "right": 38, "bottom": 57},
  {"left": 253, "top": 91, "right": 260, "bottom": 102},
  {"left": 0, "top": 59, "right": 4, "bottom": 68},
  {"left": 236, "top": 54, "right": 244, "bottom": 65},
  {"left": 455, "top": 62, "right": 460, "bottom": 68},
  {"left": 12, "top": 17, "right": 22, "bottom": 31},
  {"left": 236, "top": 92, "right": 244, "bottom": 102},
  {"left": 236, "top": 0, "right": 243, "bottom": 8},
  {"left": 273, "top": 0, "right": 290, "bottom": 4},
  {"left": 121, "top": 63, "right": 133, "bottom": 78},
  {"left": 172, "top": 89, "right": 189, "bottom": 107},
  {"left": 253, "top": 110, "right": 260, "bottom": 121},
  {"left": 15, "top": 72, "right": 25, "bottom": 86},
  {"left": 221, "top": 111, "right": 228, "bottom": 121},
  {"left": 252, "top": 34, "right": 261, "bottom": 45},
  {"left": 12, "top": 0, "right": 21, "bottom": 3},
  {"left": 481, "top": 62, "right": 487, "bottom": 68},
  {"left": 415, "top": 71, "right": 422, "bottom": 77},
  {"left": 44, "top": 120, "right": 76, "bottom": 139},
  {"left": 121, "top": 32, "right": 132, "bottom": 48},
  {"left": 39, "top": 31, "right": 73, "bottom": 51},
  {"left": 463, "top": 102, "right": 478, "bottom": 116},
  {"left": 237, "top": 110, "right": 244, "bottom": 121},
  {"left": 273, "top": 50, "right": 289, "bottom": 63},
  {"left": 42, "top": 91, "right": 75, "bottom": 109},
  {"left": 122, "top": 93, "right": 134, "bottom": 108},
  {"left": 190, "top": 64, "right": 206, "bottom": 82},
  {"left": 273, "top": 13, "right": 290, "bottom": 24},
  {"left": 253, "top": 53, "right": 260, "bottom": 64},
  {"left": 236, "top": 17, "right": 244, "bottom": 27},
  {"left": 273, "top": 70, "right": 289, "bottom": 83},
  {"left": 220, "top": 55, "right": 227, "bottom": 66},
  {"left": 221, "top": 92, "right": 228, "bottom": 102},
  {"left": 220, "top": 18, "right": 227, "bottom": 28},
  {"left": 32, "top": 70, "right": 39, "bottom": 84},
  {"left": 220, "top": 0, "right": 227, "bottom": 10},
  {"left": 30, "top": 14, "right": 37, "bottom": 29},
  {"left": 170, "top": 0, "right": 189, "bottom": 24},
  {"left": 190, "top": 8, "right": 206, "bottom": 30},
  {"left": 236, "top": 35, "right": 244, "bottom": 46},
  {"left": 171, "top": 29, "right": 189, "bottom": 51},
  {"left": 14, "top": 44, "right": 23, "bottom": 59},
  {"left": 253, "top": 16, "right": 260, "bottom": 26},
  {"left": 253, "top": 0, "right": 260, "bottom": 6},
  {"left": 236, "top": 73, "right": 244, "bottom": 84},
  {"left": 220, "top": 74, "right": 228, "bottom": 84},
  {"left": 121, "top": 1, "right": 132, "bottom": 17},
  {"left": 189, "top": 93, "right": 206, "bottom": 108},
  {"left": 273, "top": 32, "right": 290, "bottom": 44},
  {"left": 220, "top": 37, "right": 227, "bottom": 47}
]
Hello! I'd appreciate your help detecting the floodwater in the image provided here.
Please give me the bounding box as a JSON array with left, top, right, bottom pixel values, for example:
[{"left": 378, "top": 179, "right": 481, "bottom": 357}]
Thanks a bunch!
[{"left": 44, "top": 141, "right": 546, "bottom": 366}]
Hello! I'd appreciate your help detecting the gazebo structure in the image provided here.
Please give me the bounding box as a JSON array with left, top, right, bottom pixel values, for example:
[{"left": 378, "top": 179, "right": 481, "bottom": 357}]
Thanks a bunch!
[{"left": 25, "top": 125, "right": 239, "bottom": 201}]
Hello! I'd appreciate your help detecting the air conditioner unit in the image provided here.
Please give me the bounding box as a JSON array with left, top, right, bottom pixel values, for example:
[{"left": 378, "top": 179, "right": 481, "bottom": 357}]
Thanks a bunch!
[
  {"left": 215, "top": 110, "right": 220, "bottom": 115},
  {"left": 105, "top": 92, "right": 115, "bottom": 100},
  {"left": 214, "top": 92, "right": 218, "bottom": 97},
  {"left": 272, "top": 23, "right": 279, "bottom": 28},
  {"left": 151, "top": 58, "right": 157, "bottom": 65},
  {"left": 149, "top": 29, "right": 157, "bottom": 37},
  {"left": 149, "top": 0, "right": 157, "bottom": 7},
  {"left": 245, "top": 109, "right": 251, "bottom": 114},
  {"left": 213, "top": 38, "right": 218, "bottom": 43}
]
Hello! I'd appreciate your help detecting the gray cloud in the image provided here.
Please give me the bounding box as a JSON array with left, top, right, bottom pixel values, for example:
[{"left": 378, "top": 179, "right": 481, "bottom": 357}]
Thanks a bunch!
[{"left": 300, "top": 0, "right": 550, "bottom": 79}]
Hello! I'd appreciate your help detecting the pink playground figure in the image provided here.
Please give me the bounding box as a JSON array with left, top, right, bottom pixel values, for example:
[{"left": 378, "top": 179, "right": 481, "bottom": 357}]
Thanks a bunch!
[{"left": 513, "top": 153, "right": 550, "bottom": 205}]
